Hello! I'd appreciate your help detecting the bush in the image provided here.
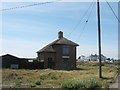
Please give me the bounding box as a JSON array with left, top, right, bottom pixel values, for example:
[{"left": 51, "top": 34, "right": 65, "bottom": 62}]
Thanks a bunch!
[
  {"left": 29, "top": 79, "right": 41, "bottom": 86},
  {"left": 40, "top": 74, "right": 48, "bottom": 80},
  {"left": 40, "top": 73, "right": 59, "bottom": 80},
  {"left": 61, "top": 80, "right": 85, "bottom": 89},
  {"left": 61, "top": 79, "right": 101, "bottom": 89},
  {"left": 30, "top": 83, "right": 36, "bottom": 87},
  {"left": 15, "top": 80, "right": 22, "bottom": 86},
  {"left": 85, "top": 79, "right": 101, "bottom": 88},
  {"left": 48, "top": 73, "right": 59, "bottom": 80},
  {"left": 35, "top": 80, "right": 41, "bottom": 85}
]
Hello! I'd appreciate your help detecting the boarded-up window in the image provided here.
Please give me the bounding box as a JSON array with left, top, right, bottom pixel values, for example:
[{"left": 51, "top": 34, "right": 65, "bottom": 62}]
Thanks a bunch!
[{"left": 10, "top": 64, "right": 19, "bottom": 69}]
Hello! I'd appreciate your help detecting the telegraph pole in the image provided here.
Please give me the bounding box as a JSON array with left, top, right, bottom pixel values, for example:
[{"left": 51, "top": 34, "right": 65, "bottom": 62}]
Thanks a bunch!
[{"left": 97, "top": 0, "right": 102, "bottom": 78}]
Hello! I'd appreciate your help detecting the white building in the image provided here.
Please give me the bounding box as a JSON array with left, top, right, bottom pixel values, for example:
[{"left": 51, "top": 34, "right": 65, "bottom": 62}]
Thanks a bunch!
[
  {"left": 79, "top": 55, "right": 85, "bottom": 60},
  {"left": 86, "top": 54, "right": 107, "bottom": 62},
  {"left": 86, "top": 54, "right": 98, "bottom": 61},
  {"left": 77, "top": 55, "right": 86, "bottom": 62}
]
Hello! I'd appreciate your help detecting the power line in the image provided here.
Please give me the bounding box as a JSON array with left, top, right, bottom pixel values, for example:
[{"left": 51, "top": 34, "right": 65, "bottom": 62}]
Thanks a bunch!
[
  {"left": 0, "top": 0, "right": 61, "bottom": 11},
  {"left": 105, "top": 0, "right": 120, "bottom": 23},
  {"left": 67, "top": 1, "right": 95, "bottom": 38},
  {"left": 76, "top": 21, "right": 88, "bottom": 42},
  {"left": 76, "top": 2, "right": 95, "bottom": 42},
  {"left": 87, "top": 2, "right": 96, "bottom": 21}
]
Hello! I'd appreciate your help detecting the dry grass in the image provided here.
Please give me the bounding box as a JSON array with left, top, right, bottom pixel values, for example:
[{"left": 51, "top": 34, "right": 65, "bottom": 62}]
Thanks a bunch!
[{"left": 2, "top": 62, "right": 118, "bottom": 88}]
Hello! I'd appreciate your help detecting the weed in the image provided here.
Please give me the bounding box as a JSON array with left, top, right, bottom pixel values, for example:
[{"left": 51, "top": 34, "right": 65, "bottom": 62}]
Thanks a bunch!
[{"left": 60, "top": 79, "right": 101, "bottom": 89}]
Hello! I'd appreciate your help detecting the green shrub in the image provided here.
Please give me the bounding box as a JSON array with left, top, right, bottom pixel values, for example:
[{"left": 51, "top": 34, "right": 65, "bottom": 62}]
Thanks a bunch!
[
  {"left": 40, "top": 75, "right": 48, "bottom": 80},
  {"left": 61, "top": 80, "right": 85, "bottom": 89},
  {"left": 15, "top": 80, "right": 22, "bottom": 86},
  {"left": 85, "top": 79, "right": 101, "bottom": 89},
  {"left": 17, "top": 76, "right": 23, "bottom": 79},
  {"left": 40, "top": 73, "right": 59, "bottom": 80},
  {"left": 35, "top": 80, "right": 41, "bottom": 85},
  {"left": 30, "top": 83, "right": 36, "bottom": 87},
  {"left": 48, "top": 73, "right": 59, "bottom": 80},
  {"left": 61, "top": 79, "right": 101, "bottom": 89}
]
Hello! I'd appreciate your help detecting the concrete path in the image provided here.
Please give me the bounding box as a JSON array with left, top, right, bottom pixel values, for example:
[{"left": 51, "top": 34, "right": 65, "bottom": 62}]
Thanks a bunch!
[{"left": 109, "top": 75, "right": 120, "bottom": 90}]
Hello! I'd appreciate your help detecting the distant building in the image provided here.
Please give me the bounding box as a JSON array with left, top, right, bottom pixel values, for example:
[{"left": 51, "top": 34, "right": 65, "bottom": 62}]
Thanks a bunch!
[
  {"left": 101, "top": 54, "right": 107, "bottom": 62},
  {"left": 105, "top": 58, "right": 110, "bottom": 63},
  {"left": 105, "top": 58, "right": 114, "bottom": 63},
  {"left": 78, "top": 55, "right": 86, "bottom": 62},
  {"left": 1, "top": 54, "right": 21, "bottom": 69},
  {"left": 86, "top": 54, "right": 107, "bottom": 61},
  {"left": 37, "top": 31, "right": 79, "bottom": 70},
  {"left": 86, "top": 54, "right": 98, "bottom": 61}
]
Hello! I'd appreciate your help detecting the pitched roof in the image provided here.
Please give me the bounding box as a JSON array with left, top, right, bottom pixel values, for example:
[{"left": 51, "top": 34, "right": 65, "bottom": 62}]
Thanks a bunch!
[
  {"left": 1, "top": 54, "right": 20, "bottom": 59},
  {"left": 37, "top": 37, "right": 79, "bottom": 53},
  {"left": 38, "top": 45, "right": 55, "bottom": 53},
  {"left": 53, "top": 37, "right": 79, "bottom": 46}
]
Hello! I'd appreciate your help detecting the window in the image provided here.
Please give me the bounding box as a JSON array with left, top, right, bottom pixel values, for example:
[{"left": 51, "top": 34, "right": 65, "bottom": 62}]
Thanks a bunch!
[
  {"left": 10, "top": 64, "right": 19, "bottom": 69},
  {"left": 63, "top": 45, "right": 69, "bottom": 55}
]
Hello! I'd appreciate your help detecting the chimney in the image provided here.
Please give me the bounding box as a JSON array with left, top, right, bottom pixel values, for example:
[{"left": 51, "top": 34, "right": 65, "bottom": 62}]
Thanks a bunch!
[{"left": 58, "top": 31, "right": 63, "bottom": 39}]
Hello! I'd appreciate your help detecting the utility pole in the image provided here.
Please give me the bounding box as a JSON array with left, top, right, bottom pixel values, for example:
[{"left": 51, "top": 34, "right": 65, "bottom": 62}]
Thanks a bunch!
[{"left": 97, "top": 0, "right": 102, "bottom": 78}]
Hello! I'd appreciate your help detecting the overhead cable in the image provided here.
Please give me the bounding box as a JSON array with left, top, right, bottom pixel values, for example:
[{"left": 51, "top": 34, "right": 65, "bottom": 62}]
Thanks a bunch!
[
  {"left": 105, "top": 0, "right": 120, "bottom": 23},
  {"left": 67, "top": 0, "right": 95, "bottom": 38},
  {"left": 0, "top": 0, "right": 61, "bottom": 11}
]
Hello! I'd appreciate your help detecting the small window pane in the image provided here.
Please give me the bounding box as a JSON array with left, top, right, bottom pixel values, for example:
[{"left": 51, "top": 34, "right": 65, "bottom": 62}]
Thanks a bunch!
[{"left": 63, "top": 46, "right": 69, "bottom": 55}]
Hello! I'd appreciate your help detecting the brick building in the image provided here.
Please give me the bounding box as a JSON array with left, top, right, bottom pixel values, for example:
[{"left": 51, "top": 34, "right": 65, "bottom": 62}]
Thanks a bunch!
[{"left": 37, "top": 31, "right": 79, "bottom": 70}]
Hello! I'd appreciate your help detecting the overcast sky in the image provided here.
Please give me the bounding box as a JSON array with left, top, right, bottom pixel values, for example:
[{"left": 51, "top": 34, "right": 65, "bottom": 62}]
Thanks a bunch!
[{"left": 0, "top": 1, "right": 118, "bottom": 59}]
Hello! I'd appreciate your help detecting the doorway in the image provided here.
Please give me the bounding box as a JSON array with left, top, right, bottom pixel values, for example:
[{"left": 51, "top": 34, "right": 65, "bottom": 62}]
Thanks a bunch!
[
  {"left": 47, "top": 57, "right": 53, "bottom": 69},
  {"left": 63, "top": 58, "right": 70, "bottom": 70}
]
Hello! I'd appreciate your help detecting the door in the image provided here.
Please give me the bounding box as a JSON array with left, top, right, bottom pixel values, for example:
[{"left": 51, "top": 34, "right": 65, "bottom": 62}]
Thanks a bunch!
[
  {"left": 63, "top": 59, "right": 70, "bottom": 70},
  {"left": 47, "top": 57, "right": 53, "bottom": 69}
]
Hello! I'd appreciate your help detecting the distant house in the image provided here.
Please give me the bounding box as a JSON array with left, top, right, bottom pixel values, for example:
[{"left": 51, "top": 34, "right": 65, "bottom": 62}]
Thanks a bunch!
[
  {"left": 86, "top": 54, "right": 107, "bottom": 61},
  {"left": 1, "top": 54, "right": 43, "bottom": 69},
  {"left": 101, "top": 54, "right": 107, "bottom": 62},
  {"left": 105, "top": 58, "right": 114, "bottom": 63},
  {"left": 86, "top": 54, "right": 98, "bottom": 61},
  {"left": 110, "top": 58, "right": 114, "bottom": 63},
  {"left": 78, "top": 55, "right": 86, "bottom": 62},
  {"left": 37, "top": 31, "right": 79, "bottom": 70}
]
